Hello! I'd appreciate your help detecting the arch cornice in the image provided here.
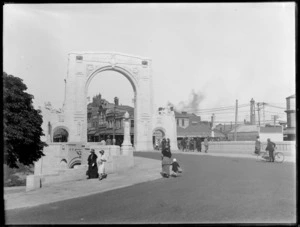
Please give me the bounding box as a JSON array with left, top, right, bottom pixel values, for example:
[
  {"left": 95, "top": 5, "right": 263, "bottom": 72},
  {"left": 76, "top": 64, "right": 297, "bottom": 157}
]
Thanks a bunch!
[{"left": 69, "top": 51, "right": 151, "bottom": 61}]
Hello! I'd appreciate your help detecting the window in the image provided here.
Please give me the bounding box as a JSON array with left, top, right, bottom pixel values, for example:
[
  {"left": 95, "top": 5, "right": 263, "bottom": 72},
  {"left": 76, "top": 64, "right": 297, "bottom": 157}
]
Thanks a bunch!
[
  {"left": 131, "top": 120, "right": 134, "bottom": 127},
  {"left": 177, "top": 119, "right": 179, "bottom": 126},
  {"left": 182, "top": 119, "right": 184, "bottom": 126}
]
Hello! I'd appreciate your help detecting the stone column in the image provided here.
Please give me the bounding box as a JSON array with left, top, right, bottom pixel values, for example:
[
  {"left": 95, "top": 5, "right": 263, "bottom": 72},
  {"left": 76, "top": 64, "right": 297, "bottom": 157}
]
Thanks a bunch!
[{"left": 121, "top": 111, "right": 133, "bottom": 155}]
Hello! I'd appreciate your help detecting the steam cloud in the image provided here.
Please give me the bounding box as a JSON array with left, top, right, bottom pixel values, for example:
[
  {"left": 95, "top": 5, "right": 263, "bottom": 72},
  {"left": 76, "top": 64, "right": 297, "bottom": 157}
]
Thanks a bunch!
[{"left": 167, "top": 89, "right": 205, "bottom": 114}]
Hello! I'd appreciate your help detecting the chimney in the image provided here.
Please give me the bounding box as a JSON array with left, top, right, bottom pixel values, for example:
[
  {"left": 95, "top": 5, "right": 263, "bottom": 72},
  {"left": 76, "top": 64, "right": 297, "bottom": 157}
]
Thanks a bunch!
[{"left": 182, "top": 111, "right": 187, "bottom": 115}]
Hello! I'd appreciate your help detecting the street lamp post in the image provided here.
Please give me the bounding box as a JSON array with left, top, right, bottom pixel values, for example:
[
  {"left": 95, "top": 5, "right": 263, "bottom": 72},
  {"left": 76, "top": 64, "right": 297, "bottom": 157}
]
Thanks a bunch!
[
  {"left": 112, "top": 97, "right": 118, "bottom": 145},
  {"left": 113, "top": 105, "right": 116, "bottom": 143}
]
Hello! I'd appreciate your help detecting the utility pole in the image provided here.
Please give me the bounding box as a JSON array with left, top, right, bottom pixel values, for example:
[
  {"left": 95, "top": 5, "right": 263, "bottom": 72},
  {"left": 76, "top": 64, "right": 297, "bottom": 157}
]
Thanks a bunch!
[
  {"left": 234, "top": 99, "right": 238, "bottom": 141},
  {"left": 257, "top": 103, "right": 261, "bottom": 126},
  {"left": 262, "top": 103, "right": 266, "bottom": 125},
  {"left": 250, "top": 98, "right": 256, "bottom": 125},
  {"left": 272, "top": 115, "right": 279, "bottom": 126}
]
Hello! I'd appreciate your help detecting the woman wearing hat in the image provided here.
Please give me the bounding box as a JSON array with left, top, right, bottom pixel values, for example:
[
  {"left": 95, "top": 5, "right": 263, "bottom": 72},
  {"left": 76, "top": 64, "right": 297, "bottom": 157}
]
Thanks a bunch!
[
  {"left": 161, "top": 138, "right": 172, "bottom": 178},
  {"left": 97, "top": 150, "right": 107, "bottom": 180},
  {"left": 87, "top": 149, "right": 98, "bottom": 179}
]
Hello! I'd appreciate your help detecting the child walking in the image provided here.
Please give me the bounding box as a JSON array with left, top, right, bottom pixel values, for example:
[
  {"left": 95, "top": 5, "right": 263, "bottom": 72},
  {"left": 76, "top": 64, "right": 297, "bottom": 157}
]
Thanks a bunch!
[{"left": 171, "top": 158, "right": 182, "bottom": 177}]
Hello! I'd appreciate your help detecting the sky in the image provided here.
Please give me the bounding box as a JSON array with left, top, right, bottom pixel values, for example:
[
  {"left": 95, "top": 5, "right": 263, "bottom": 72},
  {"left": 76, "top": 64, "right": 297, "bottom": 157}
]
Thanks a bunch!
[{"left": 3, "top": 3, "right": 295, "bottom": 123}]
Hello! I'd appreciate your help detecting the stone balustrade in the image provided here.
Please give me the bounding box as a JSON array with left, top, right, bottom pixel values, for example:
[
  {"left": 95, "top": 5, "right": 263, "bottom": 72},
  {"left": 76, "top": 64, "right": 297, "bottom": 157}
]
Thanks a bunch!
[{"left": 203, "top": 141, "right": 296, "bottom": 156}]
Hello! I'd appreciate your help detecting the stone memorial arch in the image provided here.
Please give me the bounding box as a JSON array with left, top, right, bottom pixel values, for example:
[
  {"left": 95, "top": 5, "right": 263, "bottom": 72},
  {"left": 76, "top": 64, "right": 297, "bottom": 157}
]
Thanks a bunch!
[{"left": 63, "top": 52, "right": 155, "bottom": 151}]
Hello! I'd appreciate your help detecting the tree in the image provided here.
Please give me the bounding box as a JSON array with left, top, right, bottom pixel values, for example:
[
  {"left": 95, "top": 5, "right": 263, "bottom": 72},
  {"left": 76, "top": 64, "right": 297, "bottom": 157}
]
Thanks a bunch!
[{"left": 3, "top": 72, "right": 47, "bottom": 168}]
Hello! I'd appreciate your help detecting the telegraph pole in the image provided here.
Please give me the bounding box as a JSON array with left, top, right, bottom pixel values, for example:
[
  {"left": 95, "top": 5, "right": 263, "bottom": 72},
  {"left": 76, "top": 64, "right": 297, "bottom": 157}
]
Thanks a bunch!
[
  {"left": 262, "top": 103, "right": 265, "bottom": 125},
  {"left": 234, "top": 99, "right": 238, "bottom": 141},
  {"left": 257, "top": 103, "right": 261, "bottom": 126},
  {"left": 272, "top": 115, "right": 279, "bottom": 126}
]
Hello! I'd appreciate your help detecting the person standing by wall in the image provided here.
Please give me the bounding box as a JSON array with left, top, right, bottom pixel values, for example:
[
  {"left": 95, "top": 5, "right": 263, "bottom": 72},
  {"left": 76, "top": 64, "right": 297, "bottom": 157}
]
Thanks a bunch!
[
  {"left": 254, "top": 136, "right": 261, "bottom": 154},
  {"left": 204, "top": 137, "right": 209, "bottom": 153},
  {"left": 100, "top": 137, "right": 106, "bottom": 145},
  {"left": 196, "top": 137, "right": 202, "bottom": 152},
  {"left": 184, "top": 136, "right": 188, "bottom": 152},
  {"left": 189, "top": 138, "right": 194, "bottom": 152},
  {"left": 180, "top": 138, "right": 185, "bottom": 152},
  {"left": 193, "top": 138, "right": 197, "bottom": 152},
  {"left": 106, "top": 135, "right": 112, "bottom": 145}
]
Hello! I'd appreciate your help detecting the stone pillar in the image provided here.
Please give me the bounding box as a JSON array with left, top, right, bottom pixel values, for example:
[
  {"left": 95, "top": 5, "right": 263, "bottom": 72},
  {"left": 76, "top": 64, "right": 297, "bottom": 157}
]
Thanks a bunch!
[{"left": 121, "top": 111, "right": 133, "bottom": 155}]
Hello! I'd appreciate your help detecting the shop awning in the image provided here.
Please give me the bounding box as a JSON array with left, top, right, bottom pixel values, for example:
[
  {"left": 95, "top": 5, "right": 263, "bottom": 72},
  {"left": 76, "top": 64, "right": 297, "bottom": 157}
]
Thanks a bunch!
[{"left": 88, "top": 130, "right": 96, "bottom": 135}]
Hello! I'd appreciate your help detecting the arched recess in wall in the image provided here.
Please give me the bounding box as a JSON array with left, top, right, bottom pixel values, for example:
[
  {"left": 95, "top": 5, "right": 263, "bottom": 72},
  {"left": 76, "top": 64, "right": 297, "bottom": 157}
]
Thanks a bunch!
[{"left": 53, "top": 127, "right": 69, "bottom": 142}]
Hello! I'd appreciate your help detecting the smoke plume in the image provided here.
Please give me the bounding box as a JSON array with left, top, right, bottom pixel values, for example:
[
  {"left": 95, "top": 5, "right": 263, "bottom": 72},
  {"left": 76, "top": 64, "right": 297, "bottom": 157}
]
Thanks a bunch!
[{"left": 168, "top": 89, "right": 205, "bottom": 113}]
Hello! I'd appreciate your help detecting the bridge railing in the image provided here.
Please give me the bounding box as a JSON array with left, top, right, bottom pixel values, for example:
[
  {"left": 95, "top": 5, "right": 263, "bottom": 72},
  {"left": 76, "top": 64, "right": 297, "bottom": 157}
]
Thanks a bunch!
[{"left": 202, "top": 141, "right": 296, "bottom": 156}]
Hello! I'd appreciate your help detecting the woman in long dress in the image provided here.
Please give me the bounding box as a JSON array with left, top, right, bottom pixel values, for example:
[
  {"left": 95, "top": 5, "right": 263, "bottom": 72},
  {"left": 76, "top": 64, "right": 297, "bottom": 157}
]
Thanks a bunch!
[
  {"left": 161, "top": 138, "right": 172, "bottom": 178},
  {"left": 87, "top": 149, "right": 98, "bottom": 179},
  {"left": 97, "top": 150, "right": 107, "bottom": 180}
]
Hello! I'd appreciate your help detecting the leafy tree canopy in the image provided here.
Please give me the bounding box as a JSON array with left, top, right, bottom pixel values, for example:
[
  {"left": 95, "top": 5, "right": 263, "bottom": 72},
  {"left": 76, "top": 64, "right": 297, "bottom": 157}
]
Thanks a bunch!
[{"left": 3, "top": 72, "right": 47, "bottom": 168}]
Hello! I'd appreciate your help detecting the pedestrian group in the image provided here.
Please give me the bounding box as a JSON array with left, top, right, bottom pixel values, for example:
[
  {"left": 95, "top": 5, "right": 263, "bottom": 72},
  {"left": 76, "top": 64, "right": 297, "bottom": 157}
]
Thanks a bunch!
[
  {"left": 161, "top": 138, "right": 182, "bottom": 178},
  {"left": 86, "top": 149, "right": 107, "bottom": 180},
  {"left": 179, "top": 136, "right": 209, "bottom": 153}
]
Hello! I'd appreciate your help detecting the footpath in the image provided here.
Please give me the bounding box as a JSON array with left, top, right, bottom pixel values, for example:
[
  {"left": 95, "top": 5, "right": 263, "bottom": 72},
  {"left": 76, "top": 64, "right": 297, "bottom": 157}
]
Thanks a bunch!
[{"left": 4, "top": 151, "right": 295, "bottom": 211}]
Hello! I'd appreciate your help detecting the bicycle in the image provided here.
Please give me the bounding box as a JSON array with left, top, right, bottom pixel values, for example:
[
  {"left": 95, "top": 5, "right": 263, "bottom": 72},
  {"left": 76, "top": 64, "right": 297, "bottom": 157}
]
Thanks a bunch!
[{"left": 256, "top": 149, "right": 284, "bottom": 163}]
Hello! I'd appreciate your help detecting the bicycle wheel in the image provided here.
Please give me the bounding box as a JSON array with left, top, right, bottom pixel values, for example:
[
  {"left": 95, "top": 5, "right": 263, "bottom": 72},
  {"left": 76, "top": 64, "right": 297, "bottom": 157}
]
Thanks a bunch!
[
  {"left": 257, "top": 152, "right": 267, "bottom": 161},
  {"left": 275, "top": 152, "right": 284, "bottom": 163}
]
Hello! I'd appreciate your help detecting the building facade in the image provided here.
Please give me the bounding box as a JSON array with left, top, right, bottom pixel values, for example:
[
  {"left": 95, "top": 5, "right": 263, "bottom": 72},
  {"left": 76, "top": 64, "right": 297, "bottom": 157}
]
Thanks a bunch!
[{"left": 87, "top": 96, "right": 134, "bottom": 146}]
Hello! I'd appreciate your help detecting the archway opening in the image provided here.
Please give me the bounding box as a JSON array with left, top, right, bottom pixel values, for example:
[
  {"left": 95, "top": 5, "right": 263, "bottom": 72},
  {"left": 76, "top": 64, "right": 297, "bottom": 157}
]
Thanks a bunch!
[
  {"left": 53, "top": 128, "right": 69, "bottom": 142},
  {"left": 86, "top": 70, "right": 135, "bottom": 146},
  {"left": 153, "top": 129, "right": 165, "bottom": 150}
]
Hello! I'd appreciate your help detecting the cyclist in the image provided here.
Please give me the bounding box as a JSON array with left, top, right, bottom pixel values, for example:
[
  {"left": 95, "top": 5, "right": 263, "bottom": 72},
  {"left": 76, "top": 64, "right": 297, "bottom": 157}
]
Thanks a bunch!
[{"left": 265, "top": 138, "right": 276, "bottom": 162}]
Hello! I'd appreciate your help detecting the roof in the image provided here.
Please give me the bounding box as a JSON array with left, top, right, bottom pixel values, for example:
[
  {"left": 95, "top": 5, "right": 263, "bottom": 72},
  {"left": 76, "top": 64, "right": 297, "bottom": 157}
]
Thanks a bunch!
[
  {"left": 229, "top": 125, "right": 259, "bottom": 133},
  {"left": 212, "top": 129, "right": 226, "bottom": 137},
  {"left": 174, "top": 111, "right": 197, "bottom": 118},
  {"left": 216, "top": 123, "right": 240, "bottom": 133},
  {"left": 260, "top": 126, "right": 282, "bottom": 133},
  {"left": 177, "top": 124, "right": 212, "bottom": 137}
]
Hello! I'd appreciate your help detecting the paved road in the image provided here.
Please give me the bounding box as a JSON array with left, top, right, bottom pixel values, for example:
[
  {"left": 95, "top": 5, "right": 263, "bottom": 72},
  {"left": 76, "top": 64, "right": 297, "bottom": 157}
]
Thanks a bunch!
[{"left": 5, "top": 152, "right": 296, "bottom": 224}]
